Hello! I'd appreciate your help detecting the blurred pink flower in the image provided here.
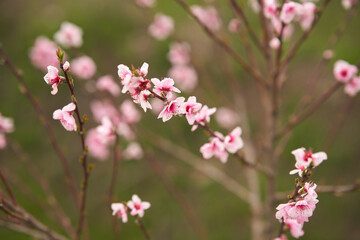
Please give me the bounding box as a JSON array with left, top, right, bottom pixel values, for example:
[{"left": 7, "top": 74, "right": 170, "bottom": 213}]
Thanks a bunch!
[
  {"left": 167, "top": 42, "right": 191, "bottom": 65},
  {"left": 168, "top": 65, "right": 198, "bottom": 92},
  {"left": 284, "top": 219, "right": 304, "bottom": 238},
  {"left": 71, "top": 56, "right": 96, "bottom": 79},
  {"left": 148, "top": 13, "right": 174, "bottom": 40},
  {"left": 96, "top": 117, "right": 116, "bottom": 145},
  {"left": 224, "top": 127, "right": 244, "bottom": 153},
  {"left": 123, "top": 142, "right": 143, "bottom": 160},
  {"left": 215, "top": 107, "right": 240, "bottom": 129},
  {"left": 263, "top": 0, "right": 278, "bottom": 19},
  {"left": 228, "top": 18, "right": 241, "bottom": 33},
  {"left": 269, "top": 37, "right": 281, "bottom": 50},
  {"left": 86, "top": 129, "right": 110, "bottom": 160},
  {"left": 29, "top": 37, "right": 59, "bottom": 71},
  {"left": 111, "top": 203, "right": 128, "bottom": 223},
  {"left": 53, "top": 102, "right": 77, "bottom": 131},
  {"left": 136, "top": 0, "right": 155, "bottom": 8},
  {"left": 96, "top": 75, "right": 121, "bottom": 96},
  {"left": 342, "top": 0, "right": 356, "bottom": 10},
  {"left": 191, "top": 5, "right": 221, "bottom": 31},
  {"left": 0, "top": 113, "right": 14, "bottom": 150},
  {"left": 299, "top": 2, "right": 316, "bottom": 30},
  {"left": 333, "top": 60, "right": 358, "bottom": 83},
  {"left": 280, "top": 2, "right": 303, "bottom": 24},
  {"left": 43, "top": 66, "right": 63, "bottom": 95},
  {"left": 120, "top": 100, "right": 141, "bottom": 124},
  {"left": 54, "top": 22, "right": 83, "bottom": 48},
  {"left": 200, "top": 137, "right": 228, "bottom": 163},
  {"left": 90, "top": 100, "right": 121, "bottom": 124},
  {"left": 344, "top": 76, "right": 360, "bottom": 97},
  {"left": 127, "top": 194, "right": 151, "bottom": 218}
]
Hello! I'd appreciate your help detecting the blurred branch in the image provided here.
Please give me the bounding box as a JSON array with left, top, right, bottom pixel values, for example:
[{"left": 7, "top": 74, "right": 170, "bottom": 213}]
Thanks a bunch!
[
  {"left": 174, "top": 0, "right": 269, "bottom": 89},
  {"left": 146, "top": 154, "right": 209, "bottom": 240},
  {"left": 0, "top": 46, "right": 79, "bottom": 207},
  {"left": 108, "top": 135, "right": 121, "bottom": 205},
  {"left": 0, "top": 169, "right": 17, "bottom": 205},
  {"left": 0, "top": 220, "right": 52, "bottom": 240},
  {"left": 276, "top": 82, "right": 342, "bottom": 138}
]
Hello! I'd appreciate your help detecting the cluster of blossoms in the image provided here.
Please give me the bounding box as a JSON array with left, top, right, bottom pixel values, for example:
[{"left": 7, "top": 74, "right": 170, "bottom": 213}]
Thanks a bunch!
[
  {"left": 30, "top": 22, "right": 96, "bottom": 80},
  {"left": 333, "top": 60, "right": 360, "bottom": 97},
  {"left": 275, "top": 147, "right": 327, "bottom": 238},
  {"left": 111, "top": 194, "right": 151, "bottom": 223},
  {"left": 118, "top": 63, "right": 244, "bottom": 163},
  {"left": 167, "top": 42, "right": 198, "bottom": 92},
  {"left": 0, "top": 113, "right": 14, "bottom": 149}
]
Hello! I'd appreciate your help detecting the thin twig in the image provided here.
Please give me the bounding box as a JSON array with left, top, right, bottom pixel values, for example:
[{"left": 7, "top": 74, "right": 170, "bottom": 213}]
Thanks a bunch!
[
  {"left": 0, "top": 46, "right": 78, "bottom": 206},
  {"left": 135, "top": 217, "right": 151, "bottom": 240},
  {"left": 108, "top": 135, "right": 121, "bottom": 205},
  {"left": 0, "top": 169, "right": 17, "bottom": 205}
]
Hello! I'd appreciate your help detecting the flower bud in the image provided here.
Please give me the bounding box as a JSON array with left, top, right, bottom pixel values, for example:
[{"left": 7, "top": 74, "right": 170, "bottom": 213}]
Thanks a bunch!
[{"left": 63, "top": 61, "right": 71, "bottom": 71}]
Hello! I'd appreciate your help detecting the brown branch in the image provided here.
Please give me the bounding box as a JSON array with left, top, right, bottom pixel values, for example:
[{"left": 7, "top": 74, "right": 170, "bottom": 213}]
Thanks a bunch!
[
  {"left": 135, "top": 217, "right": 151, "bottom": 240},
  {"left": 276, "top": 82, "right": 342, "bottom": 138},
  {"left": 108, "top": 135, "right": 121, "bottom": 205},
  {"left": 174, "top": 0, "right": 269, "bottom": 89},
  {"left": 0, "top": 169, "right": 17, "bottom": 205},
  {"left": 0, "top": 46, "right": 78, "bottom": 207},
  {"left": 146, "top": 155, "right": 209, "bottom": 240}
]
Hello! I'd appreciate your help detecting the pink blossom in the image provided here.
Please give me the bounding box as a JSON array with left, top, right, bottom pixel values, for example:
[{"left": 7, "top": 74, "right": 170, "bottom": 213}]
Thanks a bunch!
[
  {"left": 323, "top": 49, "right": 334, "bottom": 60},
  {"left": 138, "top": 62, "right": 149, "bottom": 77},
  {"left": 150, "top": 98, "right": 165, "bottom": 115},
  {"left": 111, "top": 203, "right": 128, "bottom": 223},
  {"left": 284, "top": 219, "right": 304, "bottom": 238},
  {"left": 224, "top": 127, "right": 244, "bottom": 153},
  {"left": 148, "top": 13, "right": 174, "bottom": 40},
  {"left": 191, "top": 5, "right": 221, "bottom": 31},
  {"left": 249, "top": 0, "right": 261, "bottom": 13},
  {"left": 54, "top": 22, "right": 83, "bottom": 48},
  {"left": 344, "top": 76, "right": 360, "bottom": 97},
  {"left": 29, "top": 37, "right": 59, "bottom": 71},
  {"left": 151, "top": 77, "right": 181, "bottom": 99},
  {"left": 263, "top": 0, "right": 278, "bottom": 19},
  {"left": 275, "top": 202, "right": 293, "bottom": 221},
  {"left": 180, "top": 96, "right": 202, "bottom": 125},
  {"left": 136, "top": 0, "right": 155, "bottom": 8},
  {"left": 135, "top": 90, "right": 152, "bottom": 112},
  {"left": 168, "top": 65, "right": 198, "bottom": 92},
  {"left": 117, "top": 64, "right": 133, "bottom": 93},
  {"left": 333, "top": 60, "right": 358, "bottom": 83},
  {"left": 120, "top": 100, "right": 141, "bottom": 124},
  {"left": 124, "top": 142, "right": 143, "bottom": 160},
  {"left": 90, "top": 100, "right": 121, "bottom": 124},
  {"left": 71, "top": 56, "right": 96, "bottom": 79},
  {"left": 0, "top": 113, "right": 14, "bottom": 134},
  {"left": 274, "top": 235, "right": 288, "bottom": 240},
  {"left": 280, "top": 2, "right": 303, "bottom": 24},
  {"left": 215, "top": 107, "right": 240, "bottom": 129},
  {"left": 116, "top": 122, "right": 135, "bottom": 141},
  {"left": 63, "top": 61, "right": 70, "bottom": 71},
  {"left": 299, "top": 2, "right": 316, "bottom": 30},
  {"left": 228, "top": 18, "right": 241, "bottom": 33},
  {"left": 192, "top": 105, "right": 216, "bottom": 131},
  {"left": 342, "top": 0, "right": 357, "bottom": 10},
  {"left": 200, "top": 137, "right": 229, "bottom": 163},
  {"left": 300, "top": 182, "right": 318, "bottom": 199},
  {"left": 53, "top": 103, "right": 77, "bottom": 131},
  {"left": 43, "top": 66, "right": 64, "bottom": 95},
  {"left": 96, "top": 117, "right": 116, "bottom": 145},
  {"left": 127, "top": 194, "right": 151, "bottom": 218},
  {"left": 96, "top": 75, "right": 121, "bottom": 96},
  {"left": 291, "top": 147, "right": 327, "bottom": 169},
  {"left": 158, "top": 97, "right": 185, "bottom": 122},
  {"left": 86, "top": 129, "right": 110, "bottom": 160},
  {"left": 287, "top": 200, "right": 313, "bottom": 223},
  {"left": 269, "top": 37, "right": 281, "bottom": 50},
  {"left": 168, "top": 42, "right": 191, "bottom": 65}
]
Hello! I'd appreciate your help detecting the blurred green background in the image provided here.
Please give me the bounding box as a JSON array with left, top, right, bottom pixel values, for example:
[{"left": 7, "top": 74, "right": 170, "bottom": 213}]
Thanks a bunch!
[{"left": 0, "top": 0, "right": 360, "bottom": 239}]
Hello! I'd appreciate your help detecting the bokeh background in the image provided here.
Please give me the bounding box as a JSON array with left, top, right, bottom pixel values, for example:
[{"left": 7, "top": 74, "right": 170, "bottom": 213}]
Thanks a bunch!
[{"left": 0, "top": 0, "right": 360, "bottom": 239}]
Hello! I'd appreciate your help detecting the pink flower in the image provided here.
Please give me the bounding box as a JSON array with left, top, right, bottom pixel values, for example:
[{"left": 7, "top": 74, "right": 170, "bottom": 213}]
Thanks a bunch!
[
  {"left": 284, "top": 219, "right": 304, "bottom": 238},
  {"left": 280, "top": 2, "right": 303, "bottom": 24},
  {"left": 63, "top": 61, "right": 71, "bottom": 71},
  {"left": 136, "top": 0, "right": 155, "bottom": 8},
  {"left": 111, "top": 203, "right": 128, "bottom": 223},
  {"left": 71, "top": 56, "right": 96, "bottom": 79},
  {"left": 181, "top": 96, "right": 202, "bottom": 125},
  {"left": 275, "top": 202, "right": 293, "bottom": 221},
  {"left": 148, "top": 13, "right": 174, "bottom": 40},
  {"left": 123, "top": 142, "right": 143, "bottom": 160},
  {"left": 291, "top": 147, "right": 327, "bottom": 168},
  {"left": 215, "top": 107, "right": 240, "bottom": 129},
  {"left": 300, "top": 182, "right": 318, "bottom": 199},
  {"left": 127, "top": 194, "right": 151, "bottom": 218},
  {"left": 151, "top": 77, "right": 181, "bottom": 99},
  {"left": 116, "top": 122, "right": 135, "bottom": 141},
  {"left": 191, "top": 5, "right": 221, "bottom": 31},
  {"left": 168, "top": 65, "right": 198, "bottom": 92},
  {"left": 117, "top": 64, "right": 133, "bottom": 93},
  {"left": 228, "top": 18, "right": 241, "bottom": 33},
  {"left": 53, "top": 103, "right": 77, "bottom": 131},
  {"left": 44, "top": 66, "right": 64, "bottom": 95},
  {"left": 96, "top": 75, "right": 121, "bottom": 96},
  {"left": 120, "top": 100, "right": 141, "bottom": 124},
  {"left": 167, "top": 42, "right": 191, "bottom": 65},
  {"left": 29, "top": 37, "right": 59, "bottom": 71},
  {"left": 333, "top": 60, "right": 358, "bottom": 83},
  {"left": 86, "top": 129, "right": 110, "bottom": 160},
  {"left": 200, "top": 137, "right": 229, "bottom": 163},
  {"left": 224, "top": 127, "right": 244, "bottom": 153},
  {"left": 299, "top": 2, "right": 316, "bottom": 30},
  {"left": 0, "top": 113, "right": 14, "bottom": 134},
  {"left": 342, "top": 0, "right": 357, "bottom": 10},
  {"left": 269, "top": 37, "right": 281, "bottom": 50},
  {"left": 158, "top": 97, "right": 185, "bottom": 122},
  {"left": 54, "top": 22, "right": 83, "bottom": 48},
  {"left": 344, "top": 76, "right": 360, "bottom": 97},
  {"left": 150, "top": 98, "right": 165, "bottom": 115},
  {"left": 287, "top": 200, "right": 313, "bottom": 223},
  {"left": 90, "top": 100, "right": 121, "bottom": 124},
  {"left": 96, "top": 117, "right": 116, "bottom": 145},
  {"left": 263, "top": 0, "right": 279, "bottom": 19},
  {"left": 192, "top": 105, "right": 216, "bottom": 131},
  {"left": 135, "top": 90, "right": 153, "bottom": 112}
]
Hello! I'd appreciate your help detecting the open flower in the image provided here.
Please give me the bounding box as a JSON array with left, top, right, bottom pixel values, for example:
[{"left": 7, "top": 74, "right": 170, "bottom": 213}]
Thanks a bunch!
[
  {"left": 148, "top": 13, "right": 174, "bottom": 40},
  {"left": 53, "top": 103, "right": 77, "bottom": 131},
  {"left": 44, "top": 66, "right": 64, "bottom": 95},
  {"left": 224, "top": 127, "right": 244, "bottom": 153},
  {"left": 181, "top": 96, "right": 202, "bottom": 125},
  {"left": 158, "top": 97, "right": 185, "bottom": 122},
  {"left": 151, "top": 77, "right": 181, "bottom": 99},
  {"left": 200, "top": 137, "right": 228, "bottom": 163},
  {"left": 54, "top": 22, "right": 83, "bottom": 48},
  {"left": 284, "top": 219, "right": 304, "bottom": 238},
  {"left": 111, "top": 203, "right": 128, "bottom": 223},
  {"left": 191, "top": 105, "right": 216, "bottom": 131},
  {"left": 168, "top": 42, "right": 191, "bottom": 65},
  {"left": 86, "top": 129, "right": 110, "bottom": 160},
  {"left": 29, "top": 37, "right": 59, "bottom": 71},
  {"left": 344, "top": 76, "right": 360, "bottom": 97},
  {"left": 127, "top": 194, "right": 151, "bottom": 218},
  {"left": 280, "top": 2, "right": 303, "bottom": 24},
  {"left": 333, "top": 60, "right": 358, "bottom": 83},
  {"left": 299, "top": 2, "right": 316, "bottom": 30},
  {"left": 96, "top": 75, "right": 120, "bottom": 96},
  {"left": 118, "top": 64, "right": 133, "bottom": 93},
  {"left": 71, "top": 56, "right": 96, "bottom": 80}
]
